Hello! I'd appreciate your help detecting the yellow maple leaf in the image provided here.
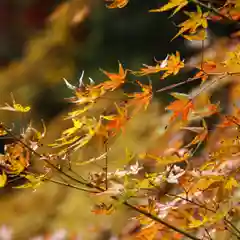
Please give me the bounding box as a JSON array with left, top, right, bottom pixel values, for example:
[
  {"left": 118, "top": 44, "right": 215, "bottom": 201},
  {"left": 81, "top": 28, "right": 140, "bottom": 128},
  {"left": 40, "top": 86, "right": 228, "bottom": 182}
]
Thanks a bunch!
[
  {"left": 0, "top": 126, "right": 7, "bottom": 136},
  {"left": 224, "top": 44, "right": 240, "bottom": 67},
  {"left": 150, "top": 0, "right": 188, "bottom": 16},
  {"left": 183, "top": 29, "right": 207, "bottom": 41},
  {"left": 173, "top": 6, "right": 208, "bottom": 40},
  {"left": 0, "top": 171, "right": 7, "bottom": 188},
  {"left": 62, "top": 118, "right": 83, "bottom": 137},
  {"left": 188, "top": 215, "right": 208, "bottom": 228},
  {"left": 0, "top": 94, "right": 31, "bottom": 113},
  {"left": 225, "top": 177, "right": 239, "bottom": 190}
]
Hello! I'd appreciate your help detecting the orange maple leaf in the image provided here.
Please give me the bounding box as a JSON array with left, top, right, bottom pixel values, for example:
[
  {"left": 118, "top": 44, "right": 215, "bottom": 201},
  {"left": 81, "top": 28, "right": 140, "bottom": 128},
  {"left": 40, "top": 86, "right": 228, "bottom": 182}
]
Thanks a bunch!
[
  {"left": 105, "top": 0, "right": 129, "bottom": 9},
  {"left": 166, "top": 93, "right": 194, "bottom": 121},
  {"left": 132, "top": 52, "right": 184, "bottom": 79},
  {"left": 193, "top": 70, "right": 208, "bottom": 83},
  {"left": 159, "top": 51, "right": 185, "bottom": 79},
  {"left": 201, "top": 60, "right": 217, "bottom": 73},
  {"left": 132, "top": 63, "right": 162, "bottom": 76},
  {"left": 127, "top": 80, "right": 153, "bottom": 113},
  {"left": 97, "top": 62, "right": 127, "bottom": 91},
  {"left": 104, "top": 103, "right": 129, "bottom": 135},
  {"left": 173, "top": 6, "right": 208, "bottom": 40}
]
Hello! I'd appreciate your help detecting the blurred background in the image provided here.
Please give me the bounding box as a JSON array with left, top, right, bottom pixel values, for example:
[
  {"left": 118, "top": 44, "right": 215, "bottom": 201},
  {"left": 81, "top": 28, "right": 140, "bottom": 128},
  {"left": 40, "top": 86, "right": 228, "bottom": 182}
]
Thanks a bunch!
[{"left": 0, "top": 0, "right": 236, "bottom": 239}]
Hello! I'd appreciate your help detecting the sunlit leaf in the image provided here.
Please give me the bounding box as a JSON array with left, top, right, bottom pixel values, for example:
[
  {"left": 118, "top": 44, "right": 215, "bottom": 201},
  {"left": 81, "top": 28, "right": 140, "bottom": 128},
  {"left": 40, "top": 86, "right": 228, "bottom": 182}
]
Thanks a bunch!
[
  {"left": 0, "top": 171, "right": 7, "bottom": 188},
  {"left": 63, "top": 78, "right": 77, "bottom": 90},
  {"left": 14, "top": 174, "right": 44, "bottom": 189},
  {"left": 0, "top": 94, "right": 30, "bottom": 113},
  {"left": 188, "top": 215, "right": 208, "bottom": 228},
  {"left": 225, "top": 177, "right": 239, "bottom": 190},
  {"left": 132, "top": 52, "right": 184, "bottom": 79},
  {"left": 105, "top": 0, "right": 129, "bottom": 9},
  {"left": 127, "top": 80, "right": 153, "bottom": 113},
  {"left": 173, "top": 7, "right": 208, "bottom": 40},
  {"left": 0, "top": 103, "right": 30, "bottom": 113},
  {"left": 166, "top": 93, "right": 194, "bottom": 121},
  {"left": 159, "top": 52, "right": 185, "bottom": 79},
  {"left": 150, "top": 0, "right": 188, "bottom": 16},
  {"left": 91, "top": 203, "right": 114, "bottom": 215},
  {"left": 97, "top": 61, "right": 127, "bottom": 91},
  {"left": 183, "top": 29, "right": 207, "bottom": 41},
  {"left": 0, "top": 127, "right": 7, "bottom": 136},
  {"left": 104, "top": 103, "right": 129, "bottom": 135},
  {"left": 62, "top": 118, "right": 83, "bottom": 137}
]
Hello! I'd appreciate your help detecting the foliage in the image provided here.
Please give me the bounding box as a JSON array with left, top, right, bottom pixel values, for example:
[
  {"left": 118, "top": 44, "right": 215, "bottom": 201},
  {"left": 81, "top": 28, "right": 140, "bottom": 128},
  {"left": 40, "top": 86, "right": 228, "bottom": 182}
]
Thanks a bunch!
[{"left": 2, "top": 0, "right": 240, "bottom": 239}]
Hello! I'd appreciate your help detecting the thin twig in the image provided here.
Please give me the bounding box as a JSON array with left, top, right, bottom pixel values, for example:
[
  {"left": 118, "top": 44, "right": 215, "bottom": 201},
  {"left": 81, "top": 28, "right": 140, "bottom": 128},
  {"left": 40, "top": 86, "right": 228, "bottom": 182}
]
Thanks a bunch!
[
  {"left": 204, "top": 228, "right": 213, "bottom": 240},
  {"left": 45, "top": 178, "right": 99, "bottom": 193},
  {"left": 156, "top": 76, "right": 200, "bottom": 93},
  {"left": 224, "top": 217, "right": 240, "bottom": 239},
  {"left": 104, "top": 138, "right": 108, "bottom": 190}
]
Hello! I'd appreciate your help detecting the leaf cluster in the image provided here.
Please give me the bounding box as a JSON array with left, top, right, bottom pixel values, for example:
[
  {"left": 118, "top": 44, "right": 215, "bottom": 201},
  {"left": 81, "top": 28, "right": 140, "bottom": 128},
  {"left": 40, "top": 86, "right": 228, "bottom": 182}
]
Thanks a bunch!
[{"left": 2, "top": 0, "right": 240, "bottom": 239}]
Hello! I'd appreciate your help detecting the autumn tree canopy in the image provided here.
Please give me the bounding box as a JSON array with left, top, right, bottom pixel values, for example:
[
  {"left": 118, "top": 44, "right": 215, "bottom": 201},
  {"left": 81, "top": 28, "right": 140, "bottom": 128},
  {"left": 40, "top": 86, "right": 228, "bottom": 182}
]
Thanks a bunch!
[{"left": 2, "top": 0, "right": 240, "bottom": 239}]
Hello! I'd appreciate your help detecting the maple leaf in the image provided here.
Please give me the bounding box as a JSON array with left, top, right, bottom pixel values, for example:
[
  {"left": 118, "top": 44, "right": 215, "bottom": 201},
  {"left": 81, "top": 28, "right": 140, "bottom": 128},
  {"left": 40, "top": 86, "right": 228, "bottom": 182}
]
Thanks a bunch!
[
  {"left": 50, "top": 116, "right": 101, "bottom": 154},
  {"left": 150, "top": 0, "right": 188, "bottom": 16},
  {"left": 200, "top": 60, "right": 217, "bottom": 72},
  {"left": 63, "top": 72, "right": 107, "bottom": 119},
  {"left": 4, "top": 142, "right": 30, "bottom": 173},
  {"left": 184, "top": 120, "right": 208, "bottom": 148},
  {"left": 0, "top": 126, "right": 7, "bottom": 136},
  {"left": 91, "top": 203, "right": 114, "bottom": 215},
  {"left": 224, "top": 44, "right": 240, "bottom": 68},
  {"left": 14, "top": 174, "right": 44, "bottom": 190},
  {"left": 225, "top": 177, "right": 239, "bottom": 191},
  {"left": 127, "top": 80, "right": 153, "bottom": 113},
  {"left": 191, "top": 101, "right": 219, "bottom": 119},
  {"left": 173, "top": 6, "right": 208, "bottom": 40},
  {"left": 159, "top": 51, "right": 185, "bottom": 79},
  {"left": 132, "top": 63, "right": 162, "bottom": 76},
  {"left": 103, "top": 103, "right": 129, "bottom": 135},
  {"left": 105, "top": 0, "right": 129, "bottom": 9},
  {"left": 0, "top": 94, "right": 30, "bottom": 113},
  {"left": 165, "top": 92, "right": 194, "bottom": 121},
  {"left": 132, "top": 53, "right": 184, "bottom": 79},
  {"left": 96, "top": 62, "right": 127, "bottom": 91},
  {"left": 62, "top": 118, "right": 83, "bottom": 137},
  {"left": 0, "top": 171, "right": 7, "bottom": 188},
  {"left": 188, "top": 214, "right": 208, "bottom": 228},
  {"left": 183, "top": 29, "right": 207, "bottom": 41},
  {"left": 134, "top": 223, "right": 159, "bottom": 240}
]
